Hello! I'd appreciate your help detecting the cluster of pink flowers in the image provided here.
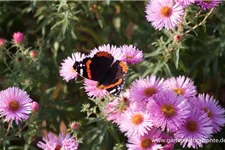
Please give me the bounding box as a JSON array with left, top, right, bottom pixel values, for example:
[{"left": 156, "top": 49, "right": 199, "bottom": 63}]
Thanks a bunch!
[
  {"left": 0, "top": 87, "right": 38, "bottom": 124},
  {"left": 145, "top": 0, "right": 222, "bottom": 30},
  {"left": 59, "top": 44, "right": 143, "bottom": 97},
  {"left": 104, "top": 75, "right": 225, "bottom": 149},
  {"left": 37, "top": 132, "right": 79, "bottom": 150}
]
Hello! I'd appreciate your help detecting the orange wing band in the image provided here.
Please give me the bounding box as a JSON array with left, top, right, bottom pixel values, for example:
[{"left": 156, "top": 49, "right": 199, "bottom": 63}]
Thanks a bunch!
[
  {"left": 96, "top": 51, "right": 111, "bottom": 58},
  {"left": 86, "top": 60, "right": 92, "bottom": 79},
  {"left": 119, "top": 62, "right": 128, "bottom": 73},
  {"left": 104, "top": 78, "right": 123, "bottom": 90}
]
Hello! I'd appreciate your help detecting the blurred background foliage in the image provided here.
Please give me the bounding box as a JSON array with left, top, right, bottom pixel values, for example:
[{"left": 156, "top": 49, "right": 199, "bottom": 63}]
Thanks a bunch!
[{"left": 0, "top": 1, "right": 225, "bottom": 150}]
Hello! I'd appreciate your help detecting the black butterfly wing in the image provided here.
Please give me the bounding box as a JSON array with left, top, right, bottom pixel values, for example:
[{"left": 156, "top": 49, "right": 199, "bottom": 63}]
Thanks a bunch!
[
  {"left": 73, "top": 51, "right": 114, "bottom": 81},
  {"left": 101, "top": 60, "right": 128, "bottom": 95}
]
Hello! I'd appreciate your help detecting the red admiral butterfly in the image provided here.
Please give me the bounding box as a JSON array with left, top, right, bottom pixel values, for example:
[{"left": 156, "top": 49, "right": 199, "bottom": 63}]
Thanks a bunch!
[{"left": 73, "top": 51, "right": 128, "bottom": 95}]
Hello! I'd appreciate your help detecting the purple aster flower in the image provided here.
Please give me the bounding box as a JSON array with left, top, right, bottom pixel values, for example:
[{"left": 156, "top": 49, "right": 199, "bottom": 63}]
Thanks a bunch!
[
  {"left": 148, "top": 91, "right": 191, "bottom": 132},
  {"left": 196, "top": 0, "right": 221, "bottom": 10},
  {"left": 120, "top": 45, "right": 143, "bottom": 64},
  {"left": 0, "top": 87, "right": 33, "bottom": 124},
  {"left": 59, "top": 52, "right": 85, "bottom": 82},
  {"left": 118, "top": 109, "right": 153, "bottom": 137},
  {"left": 130, "top": 75, "right": 164, "bottom": 102},
  {"left": 83, "top": 78, "right": 109, "bottom": 98},
  {"left": 37, "top": 132, "right": 78, "bottom": 150},
  {"left": 89, "top": 44, "right": 123, "bottom": 61},
  {"left": 126, "top": 127, "right": 163, "bottom": 150},
  {"left": 160, "top": 132, "right": 175, "bottom": 150},
  {"left": 163, "top": 76, "right": 197, "bottom": 98},
  {"left": 174, "top": 108, "right": 213, "bottom": 149},
  {"left": 145, "top": 0, "right": 184, "bottom": 30},
  {"left": 191, "top": 94, "right": 225, "bottom": 133},
  {"left": 175, "top": 0, "right": 195, "bottom": 7}
]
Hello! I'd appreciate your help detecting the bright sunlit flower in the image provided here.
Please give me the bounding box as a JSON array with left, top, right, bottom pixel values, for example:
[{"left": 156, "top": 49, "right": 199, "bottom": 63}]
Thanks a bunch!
[
  {"left": 145, "top": 0, "right": 184, "bottom": 30},
  {"left": 0, "top": 87, "right": 33, "bottom": 124}
]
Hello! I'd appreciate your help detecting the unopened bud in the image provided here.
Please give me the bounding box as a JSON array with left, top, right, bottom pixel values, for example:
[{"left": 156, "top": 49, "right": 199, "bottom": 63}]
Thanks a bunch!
[
  {"left": 13, "top": 32, "right": 24, "bottom": 44},
  {"left": 174, "top": 34, "right": 183, "bottom": 42},
  {"left": 30, "top": 50, "right": 37, "bottom": 58},
  {"left": 0, "top": 38, "right": 6, "bottom": 48},
  {"left": 32, "top": 101, "right": 39, "bottom": 112},
  {"left": 70, "top": 121, "right": 80, "bottom": 130}
]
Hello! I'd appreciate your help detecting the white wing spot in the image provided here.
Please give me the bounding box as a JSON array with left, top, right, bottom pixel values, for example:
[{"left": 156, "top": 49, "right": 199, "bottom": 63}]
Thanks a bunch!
[
  {"left": 110, "top": 89, "right": 116, "bottom": 94},
  {"left": 80, "top": 69, "right": 83, "bottom": 76}
]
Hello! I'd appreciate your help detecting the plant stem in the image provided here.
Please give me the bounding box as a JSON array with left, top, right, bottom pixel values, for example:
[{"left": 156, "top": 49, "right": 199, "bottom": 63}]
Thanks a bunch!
[
  {"left": 184, "top": 8, "right": 214, "bottom": 35},
  {"left": 8, "top": 123, "right": 28, "bottom": 138},
  {"left": 5, "top": 123, "right": 11, "bottom": 137}
]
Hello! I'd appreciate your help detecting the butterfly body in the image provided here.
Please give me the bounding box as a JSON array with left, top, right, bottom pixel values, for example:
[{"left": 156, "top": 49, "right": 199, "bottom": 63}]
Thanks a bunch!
[{"left": 73, "top": 51, "right": 128, "bottom": 95}]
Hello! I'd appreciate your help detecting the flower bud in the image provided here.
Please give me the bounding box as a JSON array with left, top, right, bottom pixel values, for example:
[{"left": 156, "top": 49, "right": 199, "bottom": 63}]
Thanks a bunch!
[
  {"left": 70, "top": 121, "right": 80, "bottom": 130},
  {"left": 32, "top": 101, "right": 39, "bottom": 112},
  {"left": 16, "top": 57, "right": 22, "bottom": 63},
  {"left": 29, "top": 50, "right": 37, "bottom": 58},
  {"left": 13, "top": 32, "right": 24, "bottom": 44},
  {"left": 0, "top": 38, "right": 6, "bottom": 48},
  {"left": 174, "top": 34, "right": 183, "bottom": 42}
]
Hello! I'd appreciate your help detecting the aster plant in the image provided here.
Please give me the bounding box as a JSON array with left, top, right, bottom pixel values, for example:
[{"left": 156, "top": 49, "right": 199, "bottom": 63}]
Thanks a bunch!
[{"left": 0, "top": 1, "right": 225, "bottom": 150}]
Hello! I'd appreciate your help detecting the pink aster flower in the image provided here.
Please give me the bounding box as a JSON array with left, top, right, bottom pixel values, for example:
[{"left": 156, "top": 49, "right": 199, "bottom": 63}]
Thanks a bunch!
[
  {"left": 83, "top": 79, "right": 108, "bottom": 98},
  {"left": 12, "top": 32, "right": 24, "bottom": 44},
  {"left": 145, "top": 0, "right": 184, "bottom": 30},
  {"left": 0, "top": 87, "right": 33, "bottom": 124},
  {"left": 191, "top": 94, "right": 225, "bottom": 133},
  {"left": 163, "top": 76, "right": 197, "bottom": 98},
  {"left": 89, "top": 44, "right": 123, "bottom": 61},
  {"left": 174, "top": 108, "right": 213, "bottom": 149},
  {"left": 118, "top": 109, "right": 153, "bottom": 137},
  {"left": 196, "top": 0, "right": 221, "bottom": 10},
  {"left": 130, "top": 75, "right": 164, "bottom": 102},
  {"left": 59, "top": 52, "right": 85, "bottom": 82},
  {"left": 37, "top": 133, "right": 78, "bottom": 150},
  {"left": 120, "top": 45, "right": 143, "bottom": 64},
  {"left": 37, "top": 133, "right": 60, "bottom": 150},
  {"left": 175, "top": 0, "right": 195, "bottom": 7},
  {"left": 104, "top": 90, "right": 131, "bottom": 123},
  {"left": 126, "top": 127, "right": 163, "bottom": 150},
  {"left": 60, "top": 133, "right": 79, "bottom": 150},
  {"left": 148, "top": 91, "right": 191, "bottom": 132}
]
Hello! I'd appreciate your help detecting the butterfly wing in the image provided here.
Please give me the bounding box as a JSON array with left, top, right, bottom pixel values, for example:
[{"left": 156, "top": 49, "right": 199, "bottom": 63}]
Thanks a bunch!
[
  {"left": 73, "top": 51, "right": 114, "bottom": 81},
  {"left": 101, "top": 60, "right": 128, "bottom": 95}
]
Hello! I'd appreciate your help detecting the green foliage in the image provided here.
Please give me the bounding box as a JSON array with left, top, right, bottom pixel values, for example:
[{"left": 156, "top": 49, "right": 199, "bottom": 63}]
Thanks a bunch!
[{"left": 0, "top": 1, "right": 225, "bottom": 150}]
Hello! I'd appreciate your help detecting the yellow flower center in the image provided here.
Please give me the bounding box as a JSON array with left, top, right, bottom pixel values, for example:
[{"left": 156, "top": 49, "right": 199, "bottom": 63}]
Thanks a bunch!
[
  {"left": 71, "top": 67, "right": 76, "bottom": 73},
  {"left": 144, "top": 87, "right": 157, "bottom": 97},
  {"left": 160, "top": 6, "right": 172, "bottom": 17},
  {"left": 131, "top": 113, "right": 144, "bottom": 125},
  {"left": 126, "top": 55, "right": 134, "bottom": 59},
  {"left": 173, "top": 88, "right": 184, "bottom": 95},
  {"left": 9, "top": 100, "right": 20, "bottom": 111},
  {"left": 97, "top": 84, "right": 105, "bottom": 90},
  {"left": 161, "top": 104, "right": 176, "bottom": 118},
  {"left": 141, "top": 138, "right": 153, "bottom": 149},
  {"left": 202, "top": 108, "right": 213, "bottom": 118},
  {"left": 186, "top": 120, "right": 198, "bottom": 132},
  {"left": 203, "top": 0, "right": 212, "bottom": 4}
]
